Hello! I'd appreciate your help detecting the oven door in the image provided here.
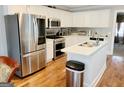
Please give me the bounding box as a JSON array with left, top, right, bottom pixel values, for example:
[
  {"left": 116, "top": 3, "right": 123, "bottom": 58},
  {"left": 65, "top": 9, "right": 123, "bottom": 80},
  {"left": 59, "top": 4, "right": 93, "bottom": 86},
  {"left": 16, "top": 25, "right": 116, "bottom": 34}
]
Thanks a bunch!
[
  {"left": 55, "top": 50, "right": 65, "bottom": 58},
  {"left": 56, "top": 42, "right": 65, "bottom": 50},
  {"left": 54, "top": 42, "right": 65, "bottom": 59}
]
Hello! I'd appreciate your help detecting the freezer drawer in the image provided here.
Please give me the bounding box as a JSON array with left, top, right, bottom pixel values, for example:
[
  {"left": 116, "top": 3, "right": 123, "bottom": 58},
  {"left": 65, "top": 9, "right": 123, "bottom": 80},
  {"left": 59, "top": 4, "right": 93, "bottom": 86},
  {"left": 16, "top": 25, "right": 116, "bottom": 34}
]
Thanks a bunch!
[
  {"left": 21, "top": 57, "right": 30, "bottom": 76},
  {"left": 21, "top": 49, "right": 46, "bottom": 77},
  {"left": 38, "top": 49, "right": 46, "bottom": 69}
]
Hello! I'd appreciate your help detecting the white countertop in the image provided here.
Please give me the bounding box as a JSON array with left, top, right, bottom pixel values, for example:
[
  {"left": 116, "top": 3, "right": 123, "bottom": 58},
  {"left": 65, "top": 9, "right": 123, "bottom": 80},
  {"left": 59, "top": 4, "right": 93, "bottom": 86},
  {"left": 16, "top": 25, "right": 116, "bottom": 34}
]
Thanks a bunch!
[
  {"left": 61, "top": 40, "right": 108, "bottom": 57},
  {"left": 62, "top": 35, "right": 89, "bottom": 37}
]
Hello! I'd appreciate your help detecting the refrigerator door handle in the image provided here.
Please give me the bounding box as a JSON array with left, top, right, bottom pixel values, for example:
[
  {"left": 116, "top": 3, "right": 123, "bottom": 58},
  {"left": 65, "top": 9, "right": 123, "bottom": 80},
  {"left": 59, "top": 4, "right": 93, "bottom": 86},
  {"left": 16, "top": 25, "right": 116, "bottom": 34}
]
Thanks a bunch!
[
  {"left": 34, "top": 18, "right": 39, "bottom": 45},
  {"left": 33, "top": 17, "right": 36, "bottom": 43},
  {"left": 32, "top": 16, "right": 36, "bottom": 45}
]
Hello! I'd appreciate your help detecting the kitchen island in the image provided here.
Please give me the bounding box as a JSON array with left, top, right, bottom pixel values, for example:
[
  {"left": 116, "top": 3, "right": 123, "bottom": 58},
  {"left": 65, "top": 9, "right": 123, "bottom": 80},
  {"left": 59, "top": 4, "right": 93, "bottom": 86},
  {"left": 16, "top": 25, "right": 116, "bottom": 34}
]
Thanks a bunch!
[{"left": 62, "top": 40, "right": 108, "bottom": 87}]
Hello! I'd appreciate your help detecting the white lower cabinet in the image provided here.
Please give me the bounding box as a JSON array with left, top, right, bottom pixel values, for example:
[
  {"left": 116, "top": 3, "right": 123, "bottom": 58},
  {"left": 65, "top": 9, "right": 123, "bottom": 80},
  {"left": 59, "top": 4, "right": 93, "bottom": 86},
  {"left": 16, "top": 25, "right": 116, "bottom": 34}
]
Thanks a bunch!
[{"left": 46, "top": 39, "right": 53, "bottom": 63}]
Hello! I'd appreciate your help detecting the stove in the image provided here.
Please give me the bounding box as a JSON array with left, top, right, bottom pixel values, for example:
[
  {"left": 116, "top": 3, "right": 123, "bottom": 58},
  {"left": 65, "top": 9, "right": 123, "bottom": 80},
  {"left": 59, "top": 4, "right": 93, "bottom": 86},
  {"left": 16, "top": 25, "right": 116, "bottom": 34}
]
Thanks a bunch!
[
  {"left": 46, "top": 35, "right": 65, "bottom": 42},
  {"left": 46, "top": 35, "right": 65, "bottom": 60},
  {"left": 46, "top": 35, "right": 63, "bottom": 39}
]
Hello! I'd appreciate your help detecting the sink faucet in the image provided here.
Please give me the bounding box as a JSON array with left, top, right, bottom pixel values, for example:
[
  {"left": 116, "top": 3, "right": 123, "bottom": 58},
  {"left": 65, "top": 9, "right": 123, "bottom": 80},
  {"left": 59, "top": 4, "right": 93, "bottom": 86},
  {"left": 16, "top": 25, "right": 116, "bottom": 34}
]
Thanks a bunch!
[
  {"left": 96, "top": 37, "right": 99, "bottom": 45},
  {"left": 95, "top": 32, "right": 99, "bottom": 45}
]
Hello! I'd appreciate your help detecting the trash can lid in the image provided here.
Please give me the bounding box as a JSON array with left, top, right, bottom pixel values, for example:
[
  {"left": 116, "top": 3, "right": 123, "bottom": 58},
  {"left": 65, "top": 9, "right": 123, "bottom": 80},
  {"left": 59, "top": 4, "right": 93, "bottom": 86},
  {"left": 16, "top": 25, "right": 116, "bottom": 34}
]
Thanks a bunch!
[{"left": 66, "top": 60, "right": 85, "bottom": 71}]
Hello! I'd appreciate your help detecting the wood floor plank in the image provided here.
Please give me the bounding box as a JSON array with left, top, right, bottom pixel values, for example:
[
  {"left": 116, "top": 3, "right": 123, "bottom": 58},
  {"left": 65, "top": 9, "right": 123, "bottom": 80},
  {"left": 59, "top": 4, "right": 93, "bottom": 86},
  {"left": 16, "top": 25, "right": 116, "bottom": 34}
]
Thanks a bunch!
[
  {"left": 11, "top": 56, "right": 66, "bottom": 87},
  {"left": 11, "top": 55, "right": 124, "bottom": 87},
  {"left": 97, "top": 56, "right": 124, "bottom": 87}
]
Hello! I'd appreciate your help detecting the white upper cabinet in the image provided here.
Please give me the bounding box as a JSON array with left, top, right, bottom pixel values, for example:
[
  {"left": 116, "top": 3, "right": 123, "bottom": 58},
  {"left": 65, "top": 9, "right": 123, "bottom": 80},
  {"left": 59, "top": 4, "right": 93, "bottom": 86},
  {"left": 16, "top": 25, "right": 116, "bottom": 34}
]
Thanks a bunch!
[
  {"left": 28, "top": 6, "right": 48, "bottom": 16},
  {"left": 59, "top": 12, "right": 73, "bottom": 27},
  {"left": 28, "top": 6, "right": 73, "bottom": 27},
  {"left": 72, "top": 9, "right": 110, "bottom": 28},
  {"left": 28, "top": 6, "right": 49, "bottom": 27},
  {"left": 5, "top": 6, "right": 110, "bottom": 28},
  {"left": 73, "top": 12, "right": 86, "bottom": 27},
  {"left": 43, "top": 6, "right": 73, "bottom": 27},
  {"left": 5, "top": 5, "right": 73, "bottom": 27},
  {"left": 5, "top": 5, "right": 27, "bottom": 14}
]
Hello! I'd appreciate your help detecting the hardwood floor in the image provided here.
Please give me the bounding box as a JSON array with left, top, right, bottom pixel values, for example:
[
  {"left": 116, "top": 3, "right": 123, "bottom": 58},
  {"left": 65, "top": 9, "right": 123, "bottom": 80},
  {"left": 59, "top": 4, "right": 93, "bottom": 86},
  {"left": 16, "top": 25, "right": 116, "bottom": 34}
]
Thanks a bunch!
[
  {"left": 11, "top": 56, "right": 66, "bottom": 87},
  {"left": 11, "top": 55, "right": 124, "bottom": 87},
  {"left": 97, "top": 56, "right": 124, "bottom": 87}
]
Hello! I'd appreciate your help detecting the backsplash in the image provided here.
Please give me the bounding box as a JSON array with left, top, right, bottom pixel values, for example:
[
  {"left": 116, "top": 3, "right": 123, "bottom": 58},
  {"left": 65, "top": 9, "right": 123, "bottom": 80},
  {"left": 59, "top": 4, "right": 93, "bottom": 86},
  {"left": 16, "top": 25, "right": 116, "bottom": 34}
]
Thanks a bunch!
[
  {"left": 46, "top": 27, "right": 112, "bottom": 38},
  {"left": 46, "top": 27, "right": 72, "bottom": 36},
  {"left": 71, "top": 27, "right": 112, "bottom": 38},
  {"left": 46, "top": 28, "right": 61, "bottom": 36}
]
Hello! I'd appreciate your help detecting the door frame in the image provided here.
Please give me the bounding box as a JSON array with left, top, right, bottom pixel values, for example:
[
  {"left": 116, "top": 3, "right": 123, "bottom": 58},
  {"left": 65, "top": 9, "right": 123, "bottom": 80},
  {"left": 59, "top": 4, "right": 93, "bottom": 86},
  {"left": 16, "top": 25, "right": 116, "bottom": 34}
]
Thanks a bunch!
[{"left": 111, "top": 9, "right": 124, "bottom": 55}]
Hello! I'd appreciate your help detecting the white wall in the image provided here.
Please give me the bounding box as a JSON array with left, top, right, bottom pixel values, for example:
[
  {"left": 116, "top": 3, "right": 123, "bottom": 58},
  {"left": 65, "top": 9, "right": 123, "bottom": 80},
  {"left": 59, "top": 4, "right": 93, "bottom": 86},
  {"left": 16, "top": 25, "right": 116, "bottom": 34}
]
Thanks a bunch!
[{"left": 0, "top": 6, "right": 7, "bottom": 56}]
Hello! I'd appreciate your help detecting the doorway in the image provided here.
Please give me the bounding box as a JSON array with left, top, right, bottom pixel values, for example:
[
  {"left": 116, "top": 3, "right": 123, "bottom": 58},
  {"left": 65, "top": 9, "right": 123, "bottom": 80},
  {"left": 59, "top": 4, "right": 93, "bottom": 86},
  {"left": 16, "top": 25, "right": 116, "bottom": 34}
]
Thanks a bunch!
[{"left": 113, "top": 13, "right": 124, "bottom": 57}]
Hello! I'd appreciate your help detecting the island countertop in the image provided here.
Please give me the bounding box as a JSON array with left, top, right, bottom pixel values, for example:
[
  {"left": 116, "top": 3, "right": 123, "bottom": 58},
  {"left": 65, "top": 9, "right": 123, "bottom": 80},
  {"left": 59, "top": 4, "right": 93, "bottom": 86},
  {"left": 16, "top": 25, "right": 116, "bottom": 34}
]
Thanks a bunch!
[{"left": 61, "top": 40, "right": 108, "bottom": 57}]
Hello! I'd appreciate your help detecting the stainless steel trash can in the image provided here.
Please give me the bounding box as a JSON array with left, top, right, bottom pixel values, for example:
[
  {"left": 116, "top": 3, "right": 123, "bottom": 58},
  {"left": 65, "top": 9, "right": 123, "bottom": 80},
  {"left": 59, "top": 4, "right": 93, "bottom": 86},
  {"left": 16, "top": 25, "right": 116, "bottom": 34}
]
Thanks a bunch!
[{"left": 66, "top": 60, "right": 85, "bottom": 87}]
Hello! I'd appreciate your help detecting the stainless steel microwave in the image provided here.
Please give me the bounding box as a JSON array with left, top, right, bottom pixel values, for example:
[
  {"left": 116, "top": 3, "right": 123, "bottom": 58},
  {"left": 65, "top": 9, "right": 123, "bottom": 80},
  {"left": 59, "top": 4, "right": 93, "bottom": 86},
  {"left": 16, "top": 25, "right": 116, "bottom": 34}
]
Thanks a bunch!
[{"left": 48, "top": 18, "right": 61, "bottom": 28}]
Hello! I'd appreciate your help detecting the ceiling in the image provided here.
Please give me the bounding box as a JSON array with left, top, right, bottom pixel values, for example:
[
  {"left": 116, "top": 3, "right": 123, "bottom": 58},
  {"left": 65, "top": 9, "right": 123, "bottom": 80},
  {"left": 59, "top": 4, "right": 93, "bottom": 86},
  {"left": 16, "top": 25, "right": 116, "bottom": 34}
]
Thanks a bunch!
[{"left": 46, "top": 5, "right": 119, "bottom": 12}]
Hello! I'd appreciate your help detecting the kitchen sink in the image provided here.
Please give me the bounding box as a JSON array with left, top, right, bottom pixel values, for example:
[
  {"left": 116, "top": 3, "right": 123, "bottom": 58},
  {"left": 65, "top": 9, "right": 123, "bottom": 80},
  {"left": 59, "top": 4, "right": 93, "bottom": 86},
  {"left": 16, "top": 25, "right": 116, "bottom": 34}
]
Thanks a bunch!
[{"left": 79, "top": 42, "right": 100, "bottom": 47}]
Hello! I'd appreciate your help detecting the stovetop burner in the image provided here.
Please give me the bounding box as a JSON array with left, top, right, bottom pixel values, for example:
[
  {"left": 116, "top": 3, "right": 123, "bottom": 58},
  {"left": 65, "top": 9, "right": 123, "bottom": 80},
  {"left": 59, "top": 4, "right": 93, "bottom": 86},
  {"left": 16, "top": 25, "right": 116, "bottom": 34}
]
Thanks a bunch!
[{"left": 46, "top": 35, "right": 64, "bottom": 39}]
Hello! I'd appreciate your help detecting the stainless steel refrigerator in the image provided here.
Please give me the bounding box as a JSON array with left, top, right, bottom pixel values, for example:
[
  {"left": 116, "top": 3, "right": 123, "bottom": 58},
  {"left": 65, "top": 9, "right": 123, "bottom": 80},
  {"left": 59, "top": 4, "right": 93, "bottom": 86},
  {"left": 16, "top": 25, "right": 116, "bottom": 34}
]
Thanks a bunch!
[{"left": 4, "top": 14, "right": 46, "bottom": 77}]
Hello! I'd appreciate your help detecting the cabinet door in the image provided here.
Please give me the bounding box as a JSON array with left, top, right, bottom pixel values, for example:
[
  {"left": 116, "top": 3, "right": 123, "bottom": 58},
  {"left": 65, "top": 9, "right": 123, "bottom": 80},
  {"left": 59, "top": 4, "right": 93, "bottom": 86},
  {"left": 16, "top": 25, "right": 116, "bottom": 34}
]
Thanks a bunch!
[
  {"left": 25, "top": 5, "right": 48, "bottom": 28},
  {"left": 85, "top": 11, "right": 100, "bottom": 27},
  {"left": 86, "top": 10, "right": 110, "bottom": 27},
  {"left": 97, "top": 10, "right": 110, "bottom": 27},
  {"left": 46, "top": 40, "right": 53, "bottom": 63},
  {"left": 73, "top": 12, "right": 85, "bottom": 27},
  {"left": 61, "top": 12, "right": 73, "bottom": 27},
  {"left": 73, "top": 9, "right": 110, "bottom": 27},
  {"left": 7, "top": 5, "right": 27, "bottom": 14}
]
